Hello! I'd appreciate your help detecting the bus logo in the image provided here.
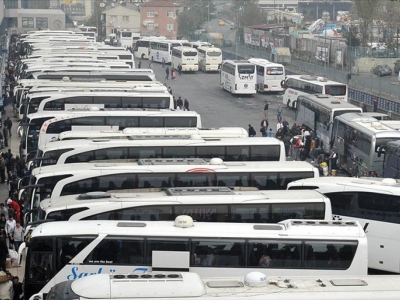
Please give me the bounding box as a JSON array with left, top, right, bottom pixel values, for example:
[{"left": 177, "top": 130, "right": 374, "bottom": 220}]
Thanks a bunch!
[
  {"left": 238, "top": 74, "right": 254, "bottom": 80},
  {"left": 186, "top": 168, "right": 215, "bottom": 173}
]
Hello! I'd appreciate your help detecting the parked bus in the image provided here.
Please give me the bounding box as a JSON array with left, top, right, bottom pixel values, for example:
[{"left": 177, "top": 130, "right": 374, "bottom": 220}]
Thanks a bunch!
[
  {"left": 248, "top": 58, "right": 285, "bottom": 93},
  {"left": 288, "top": 176, "right": 400, "bottom": 273},
  {"left": 22, "top": 217, "right": 366, "bottom": 298},
  {"left": 189, "top": 41, "right": 212, "bottom": 49},
  {"left": 220, "top": 60, "right": 257, "bottom": 95},
  {"left": 56, "top": 127, "right": 249, "bottom": 141},
  {"left": 332, "top": 113, "right": 400, "bottom": 177},
  {"left": 19, "top": 159, "right": 320, "bottom": 222},
  {"left": 31, "top": 136, "right": 285, "bottom": 169},
  {"left": 383, "top": 140, "right": 400, "bottom": 178},
  {"left": 37, "top": 272, "right": 400, "bottom": 300},
  {"left": 295, "top": 95, "right": 362, "bottom": 153},
  {"left": 133, "top": 36, "right": 166, "bottom": 60},
  {"left": 148, "top": 39, "right": 189, "bottom": 63},
  {"left": 116, "top": 29, "right": 139, "bottom": 48},
  {"left": 198, "top": 46, "right": 222, "bottom": 72},
  {"left": 38, "top": 188, "right": 331, "bottom": 223},
  {"left": 23, "top": 89, "right": 173, "bottom": 118},
  {"left": 171, "top": 46, "right": 199, "bottom": 72},
  {"left": 283, "top": 75, "right": 348, "bottom": 109},
  {"left": 21, "top": 109, "right": 201, "bottom": 158},
  {"left": 78, "top": 26, "right": 98, "bottom": 39}
]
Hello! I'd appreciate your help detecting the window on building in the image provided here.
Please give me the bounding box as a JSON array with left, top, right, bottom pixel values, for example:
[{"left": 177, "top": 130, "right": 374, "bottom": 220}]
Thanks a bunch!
[
  {"left": 122, "top": 16, "right": 129, "bottom": 22},
  {"left": 147, "top": 11, "right": 155, "bottom": 17},
  {"left": 36, "top": 17, "right": 48, "bottom": 29},
  {"left": 147, "top": 23, "right": 155, "bottom": 30},
  {"left": 167, "top": 24, "right": 174, "bottom": 31},
  {"left": 5, "top": 0, "right": 18, "bottom": 9},
  {"left": 7, "top": 18, "right": 18, "bottom": 28},
  {"left": 167, "top": 11, "right": 173, "bottom": 17},
  {"left": 111, "top": 16, "right": 117, "bottom": 22},
  {"left": 22, "top": 17, "right": 34, "bottom": 28}
]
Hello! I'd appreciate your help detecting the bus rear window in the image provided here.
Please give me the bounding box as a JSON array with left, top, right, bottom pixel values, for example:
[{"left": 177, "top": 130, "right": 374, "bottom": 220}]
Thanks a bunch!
[
  {"left": 238, "top": 65, "right": 255, "bottom": 74},
  {"left": 266, "top": 67, "right": 284, "bottom": 75},
  {"left": 325, "top": 85, "right": 347, "bottom": 96},
  {"left": 183, "top": 51, "right": 197, "bottom": 56},
  {"left": 207, "top": 51, "right": 221, "bottom": 57}
]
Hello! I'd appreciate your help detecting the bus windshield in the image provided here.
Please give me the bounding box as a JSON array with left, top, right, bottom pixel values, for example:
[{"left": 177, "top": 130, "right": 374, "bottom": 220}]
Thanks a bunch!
[
  {"left": 238, "top": 65, "right": 255, "bottom": 74},
  {"left": 207, "top": 51, "right": 221, "bottom": 57},
  {"left": 183, "top": 51, "right": 197, "bottom": 56}
]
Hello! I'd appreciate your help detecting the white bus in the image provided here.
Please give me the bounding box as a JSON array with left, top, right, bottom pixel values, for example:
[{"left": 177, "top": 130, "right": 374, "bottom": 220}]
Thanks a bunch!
[
  {"left": 21, "top": 109, "right": 201, "bottom": 158},
  {"left": 332, "top": 113, "right": 400, "bottom": 177},
  {"left": 198, "top": 46, "right": 222, "bottom": 72},
  {"left": 116, "top": 30, "right": 138, "bottom": 48},
  {"left": 149, "top": 39, "right": 189, "bottom": 63},
  {"left": 133, "top": 36, "right": 167, "bottom": 60},
  {"left": 288, "top": 176, "right": 400, "bottom": 273},
  {"left": 23, "top": 90, "right": 173, "bottom": 118},
  {"left": 22, "top": 217, "right": 367, "bottom": 298},
  {"left": 36, "top": 272, "right": 400, "bottom": 300},
  {"left": 295, "top": 95, "right": 362, "bottom": 153},
  {"left": 283, "top": 75, "right": 348, "bottom": 109},
  {"left": 248, "top": 58, "right": 285, "bottom": 93},
  {"left": 28, "top": 70, "right": 156, "bottom": 81},
  {"left": 220, "top": 60, "right": 257, "bottom": 95},
  {"left": 189, "top": 41, "right": 212, "bottom": 49},
  {"left": 20, "top": 159, "right": 319, "bottom": 221},
  {"left": 37, "top": 188, "right": 331, "bottom": 223},
  {"left": 171, "top": 46, "right": 199, "bottom": 72},
  {"left": 78, "top": 26, "right": 98, "bottom": 39},
  {"left": 32, "top": 136, "right": 286, "bottom": 169}
]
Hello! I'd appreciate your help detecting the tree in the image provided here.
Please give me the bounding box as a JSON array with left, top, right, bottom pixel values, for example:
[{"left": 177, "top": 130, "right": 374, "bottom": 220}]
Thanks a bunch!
[
  {"left": 177, "top": 9, "right": 201, "bottom": 37},
  {"left": 380, "top": 1, "right": 400, "bottom": 50},
  {"left": 238, "top": 3, "right": 266, "bottom": 27},
  {"left": 351, "top": 0, "right": 380, "bottom": 46}
]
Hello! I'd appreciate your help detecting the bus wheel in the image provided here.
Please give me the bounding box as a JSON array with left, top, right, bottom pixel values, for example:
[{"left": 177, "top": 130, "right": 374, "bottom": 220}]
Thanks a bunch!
[{"left": 286, "top": 99, "right": 291, "bottom": 108}]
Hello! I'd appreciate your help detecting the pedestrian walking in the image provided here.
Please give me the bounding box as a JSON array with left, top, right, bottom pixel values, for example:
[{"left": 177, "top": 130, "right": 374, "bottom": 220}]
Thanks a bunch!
[
  {"left": 263, "top": 101, "right": 269, "bottom": 119},
  {"left": 277, "top": 104, "right": 282, "bottom": 123},
  {"left": 172, "top": 69, "right": 176, "bottom": 80},
  {"left": 248, "top": 124, "right": 256, "bottom": 137},
  {"left": 178, "top": 64, "right": 182, "bottom": 75},
  {"left": 138, "top": 60, "right": 141, "bottom": 69},
  {"left": 165, "top": 66, "right": 170, "bottom": 80},
  {"left": 183, "top": 99, "right": 189, "bottom": 111},
  {"left": 329, "top": 147, "right": 338, "bottom": 173}
]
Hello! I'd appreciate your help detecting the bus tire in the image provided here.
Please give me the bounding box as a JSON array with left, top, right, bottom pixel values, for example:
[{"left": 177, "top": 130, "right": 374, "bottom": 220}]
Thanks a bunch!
[{"left": 286, "top": 99, "right": 291, "bottom": 108}]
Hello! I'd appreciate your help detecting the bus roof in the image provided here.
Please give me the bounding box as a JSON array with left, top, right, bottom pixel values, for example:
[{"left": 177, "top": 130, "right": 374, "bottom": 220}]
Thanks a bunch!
[
  {"left": 248, "top": 58, "right": 283, "bottom": 67},
  {"left": 41, "top": 188, "right": 329, "bottom": 214},
  {"left": 285, "top": 75, "right": 346, "bottom": 85},
  {"left": 298, "top": 95, "right": 361, "bottom": 111},
  {"left": 57, "top": 127, "right": 249, "bottom": 140},
  {"left": 40, "top": 136, "right": 282, "bottom": 152},
  {"left": 30, "top": 218, "right": 364, "bottom": 239},
  {"left": 31, "top": 160, "right": 317, "bottom": 177},
  {"left": 288, "top": 176, "right": 400, "bottom": 193}
]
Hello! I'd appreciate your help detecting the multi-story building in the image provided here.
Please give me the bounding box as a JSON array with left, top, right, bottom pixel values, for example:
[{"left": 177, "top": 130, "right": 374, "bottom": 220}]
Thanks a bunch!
[
  {"left": 140, "top": 0, "right": 180, "bottom": 39},
  {"left": 103, "top": 3, "right": 140, "bottom": 37}
]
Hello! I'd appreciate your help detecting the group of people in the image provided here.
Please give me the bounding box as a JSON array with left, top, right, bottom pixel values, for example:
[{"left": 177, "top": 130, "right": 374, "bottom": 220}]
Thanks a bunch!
[{"left": 0, "top": 271, "right": 23, "bottom": 300}]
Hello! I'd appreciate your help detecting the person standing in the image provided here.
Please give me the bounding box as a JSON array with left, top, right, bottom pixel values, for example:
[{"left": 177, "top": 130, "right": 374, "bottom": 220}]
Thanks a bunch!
[
  {"left": 0, "top": 233, "right": 7, "bottom": 272},
  {"left": 373, "top": 98, "right": 378, "bottom": 112},
  {"left": 12, "top": 222, "right": 23, "bottom": 252},
  {"left": 329, "top": 148, "right": 338, "bottom": 172},
  {"left": 12, "top": 276, "right": 23, "bottom": 300},
  {"left": 263, "top": 101, "right": 269, "bottom": 119},
  {"left": 165, "top": 66, "right": 170, "bottom": 80},
  {"left": 277, "top": 104, "right": 282, "bottom": 123},
  {"left": 168, "top": 87, "right": 172, "bottom": 95},
  {"left": 5, "top": 214, "right": 15, "bottom": 250},
  {"left": 162, "top": 57, "right": 165, "bottom": 68},
  {"left": 309, "top": 138, "right": 317, "bottom": 163},
  {"left": 248, "top": 124, "right": 256, "bottom": 137},
  {"left": 276, "top": 121, "right": 283, "bottom": 131},
  {"left": 294, "top": 138, "right": 302, "bottom": 161},
  {"left": 283, "top": 134, "right": 291, "bottom": 158},
  {"left": 176, "top": 97, "right": 183, "bottom": 109},
  {"left": 0, "top": 157, "right": 5, "bottom": 183},
  {"left": 171, "top": 69, "right": 176, "bottom": 80},
  {"left": 183, "top": 99, "right": 189, "bottom": 111},
  {"left": 178, "top": 64, "right": 182, "bottom": 75}
]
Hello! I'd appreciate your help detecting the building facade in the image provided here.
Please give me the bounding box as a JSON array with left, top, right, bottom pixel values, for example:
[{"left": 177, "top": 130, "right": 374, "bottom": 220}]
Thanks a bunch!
[
  {"left": 140, "top": 0, "right": 180, "bottom": 39},
  {"left": 104, "top": 3, "right": 140, "bottom": 37}
]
